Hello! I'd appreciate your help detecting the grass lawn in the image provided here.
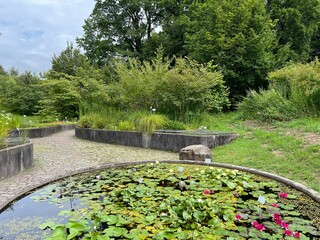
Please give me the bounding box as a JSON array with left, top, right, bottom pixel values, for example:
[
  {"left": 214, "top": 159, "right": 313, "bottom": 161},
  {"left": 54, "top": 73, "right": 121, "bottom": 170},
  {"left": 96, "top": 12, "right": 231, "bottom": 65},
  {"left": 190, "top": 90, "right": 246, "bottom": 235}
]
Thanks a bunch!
[{"left": 206, "top": 112, "right": 320, "bottom": 193}]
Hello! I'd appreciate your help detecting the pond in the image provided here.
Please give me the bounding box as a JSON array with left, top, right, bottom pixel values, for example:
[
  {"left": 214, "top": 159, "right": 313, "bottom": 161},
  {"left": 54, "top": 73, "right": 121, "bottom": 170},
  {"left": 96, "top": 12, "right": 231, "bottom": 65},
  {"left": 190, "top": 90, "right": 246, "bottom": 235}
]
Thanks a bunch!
[{"left": 0, "top": 163, "right": 319, "bottom": 239}]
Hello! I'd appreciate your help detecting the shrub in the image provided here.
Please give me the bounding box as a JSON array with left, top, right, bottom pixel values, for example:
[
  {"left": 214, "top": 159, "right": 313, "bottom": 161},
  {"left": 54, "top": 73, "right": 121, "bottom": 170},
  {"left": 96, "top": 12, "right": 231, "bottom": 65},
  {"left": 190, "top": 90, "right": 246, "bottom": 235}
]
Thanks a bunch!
[
  {"left": 269, "top": 60, "right": 320, "bottom": 116},
  {"left": 0, "top": 112, "right": 20, "bottom": 148},
  {"left": 78, "top": 115, "right": 95, "bottom": 128},
  {"left": 118, "top": 121, "right": 135, "bottom": 131},
  {"left": 238, "top": 89, "right": 298, "bottom": 122},
  {"left": 134, "top": 114, "right": 169, "bottom": 134},
  {"left": 164, "top": 120, "right": 187, "bottom": 130}
]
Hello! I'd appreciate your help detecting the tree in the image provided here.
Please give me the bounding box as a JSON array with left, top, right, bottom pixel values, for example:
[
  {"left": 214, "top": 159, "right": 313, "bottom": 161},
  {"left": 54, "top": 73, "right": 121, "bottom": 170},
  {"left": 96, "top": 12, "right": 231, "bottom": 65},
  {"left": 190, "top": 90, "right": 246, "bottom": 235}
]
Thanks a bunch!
[
  {"left": 0, "top": 72, "right": 43, "bottom": 115},
  {"left": 114, "top": 50, "right": 229, "bottom": 120},
  {"left": 185, "top": 0, "right": 277, "bottom": 102},
  {"left": 77, "top": 0, "right": 166, "bottom": 66},
  {"left": 266, "top": 0, "right": 320, "bottom": 62},
  {"left": 51, "top": 42, "right": 89, "bottom": 76}
]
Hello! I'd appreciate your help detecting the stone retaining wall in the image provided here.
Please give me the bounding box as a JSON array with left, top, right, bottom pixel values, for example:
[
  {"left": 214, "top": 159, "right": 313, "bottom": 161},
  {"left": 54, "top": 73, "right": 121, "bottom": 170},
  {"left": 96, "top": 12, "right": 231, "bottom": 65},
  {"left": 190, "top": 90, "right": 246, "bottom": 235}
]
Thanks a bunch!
[
  {"left": 75, "top": 127, "right": 238, "bottom": 151},
  {"left": 9, "top": 124, "right": 75, "bottom": 138},
  {"left": 0, "top": 143, "right": 33, "bottom": 180}
]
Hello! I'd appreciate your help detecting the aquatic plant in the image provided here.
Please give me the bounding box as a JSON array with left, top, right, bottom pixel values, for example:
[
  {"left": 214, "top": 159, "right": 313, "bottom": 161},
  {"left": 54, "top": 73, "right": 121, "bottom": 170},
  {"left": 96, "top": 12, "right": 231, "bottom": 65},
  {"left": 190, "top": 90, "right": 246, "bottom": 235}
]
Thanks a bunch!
[{"left": 32, "top": 163, "right": 320, "bottom": 239}]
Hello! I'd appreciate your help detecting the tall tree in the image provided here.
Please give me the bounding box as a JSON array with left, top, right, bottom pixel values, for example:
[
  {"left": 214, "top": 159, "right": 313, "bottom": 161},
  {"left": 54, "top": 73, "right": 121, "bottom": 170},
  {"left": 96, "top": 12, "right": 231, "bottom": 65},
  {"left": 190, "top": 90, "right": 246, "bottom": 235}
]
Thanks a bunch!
[
  {"left": 185, "top": 0, "right": 277, "bottom": 101},
  {"left": 77, "top": 0, "right": 165, "bottom": 66},
  {"left": 51, "top": 42, "right": 89, "bottom": 76},
  {"left": 266, "top": 0, "right": 320, "bottom": 62}
]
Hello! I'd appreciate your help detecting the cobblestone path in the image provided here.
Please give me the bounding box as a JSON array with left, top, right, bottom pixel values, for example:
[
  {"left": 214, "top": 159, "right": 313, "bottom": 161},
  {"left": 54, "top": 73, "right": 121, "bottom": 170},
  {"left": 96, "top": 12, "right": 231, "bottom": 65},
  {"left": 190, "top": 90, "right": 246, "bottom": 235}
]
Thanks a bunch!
[{"left": 0, "top": 130, "right": 178, "bottom": 208}]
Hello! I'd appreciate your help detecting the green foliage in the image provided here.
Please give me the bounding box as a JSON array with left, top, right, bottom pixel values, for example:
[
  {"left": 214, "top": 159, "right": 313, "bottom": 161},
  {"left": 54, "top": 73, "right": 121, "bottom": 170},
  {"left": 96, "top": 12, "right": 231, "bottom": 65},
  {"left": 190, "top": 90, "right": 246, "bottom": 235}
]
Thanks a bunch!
[
  {"left": 185, "top": 0, "right": 277, "bottom": 101},
  {"left": 77, "top": 0, "right": 166, "bottom": 65},
  {"left": 0, "top": 111, "right": 20, "bottom": 148},
  {"left": 134, "top": 114, "right": 169, "bottom": 133},
  {"left": 0, "top": 72, "right": 43, "bottom": 115},
  {"left": 164, "top": 120, "right": 187, "bottom": 130},
  {"left": 266, "top": 0, "right": 320, "bottom": 62},
  {"left": 78, "top": 114, "right": 106, "bottom": 129},
  {"left": 269, "top": 60, "right": 320, "bottom": 116},
  {"left": 115, "top": 50, "right": 229, "bottom": 121},
  {"left": 51, "top": 42, "right": 89, "bottom": 76},
  {"left": 37, "top": 77, "right": 80, "bottom": 119},
  {"left": 239, "top": 60, "right": 320, "bottom": 121},
  {"left": 118, "top": 121, "right": 135, "bottom": 131},
  {"left": 38, "top": 164, "right": 319, "bottom": 239},
  {"left": 238, "top": 89, "right": 298, "bottom": 122}
]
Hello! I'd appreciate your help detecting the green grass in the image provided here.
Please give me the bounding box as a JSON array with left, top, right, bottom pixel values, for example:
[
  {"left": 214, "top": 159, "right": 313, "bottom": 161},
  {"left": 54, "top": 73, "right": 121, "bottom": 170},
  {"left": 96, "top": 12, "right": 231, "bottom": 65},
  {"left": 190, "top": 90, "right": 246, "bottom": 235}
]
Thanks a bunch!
[
  {"left": 207, "top": 112, "right": 320, "bottom": 192},
  {"left": 17, "top": 115, "right": 75, "bottom": 128}
]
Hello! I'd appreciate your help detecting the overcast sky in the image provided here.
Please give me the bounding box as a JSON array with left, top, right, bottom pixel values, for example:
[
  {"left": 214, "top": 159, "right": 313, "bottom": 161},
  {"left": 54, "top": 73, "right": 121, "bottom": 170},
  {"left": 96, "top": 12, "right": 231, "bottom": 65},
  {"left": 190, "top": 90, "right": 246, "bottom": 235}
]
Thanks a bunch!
[{"left": 0, "top": 0, "right": 95, "bottom": 74}]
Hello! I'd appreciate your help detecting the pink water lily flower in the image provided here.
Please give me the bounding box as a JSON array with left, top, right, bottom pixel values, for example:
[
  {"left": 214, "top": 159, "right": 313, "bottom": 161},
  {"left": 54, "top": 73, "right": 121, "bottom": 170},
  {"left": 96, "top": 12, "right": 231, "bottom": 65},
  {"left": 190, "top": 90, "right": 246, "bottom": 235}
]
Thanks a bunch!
[
  {"left": 235, "top": 214, "right": 242, "bottom": 220},
  {"left": 279, "top": 192, "right": 288, "bottom": 198},
  {"left": 285, "top": 229, "right": 293, "bottom": 236},
  {"left": 294, "top": 232, "right": 300, "bottom": 238},
  {"left": 203, "top": 189, "right": 210, "bottom": 194},
  {"left": 280, "top": 221, "right": 289, "bottom": 229},
  {"left": 272, "top": 203, "right": 278, "bottom": 208},
  {"left": 252, "top": 221, "right": 265, "bottom": 231}
]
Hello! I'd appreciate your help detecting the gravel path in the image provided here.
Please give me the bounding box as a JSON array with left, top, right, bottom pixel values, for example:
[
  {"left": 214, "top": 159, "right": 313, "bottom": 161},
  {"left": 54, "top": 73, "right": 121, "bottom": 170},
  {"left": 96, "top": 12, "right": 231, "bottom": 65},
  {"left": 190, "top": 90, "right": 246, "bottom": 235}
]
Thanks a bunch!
[{"left": 0, "top": 130, "right": 178, "bottom": 208}]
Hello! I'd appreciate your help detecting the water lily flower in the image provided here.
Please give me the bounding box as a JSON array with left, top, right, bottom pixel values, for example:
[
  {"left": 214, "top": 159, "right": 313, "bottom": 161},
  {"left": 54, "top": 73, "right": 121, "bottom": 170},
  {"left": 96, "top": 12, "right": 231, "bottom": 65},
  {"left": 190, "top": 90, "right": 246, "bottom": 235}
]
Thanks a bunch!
[
  {"left": 272, "top": 203, "right": 278, "bottom": 208},
  {"left": 252, "top": 221, "right": 265, "bottom": 231},
  {"left": 273, "top": 213, "right": 281, "bottom": 220},
  {"left": 96, "top": 175, "right": 101, "bottom": 180},
  {"left": 155, "top": 161, "right": 160, "bottom": 164},
  {"left": 293, "top": 232, "right": 300, "bottom": 238},
  {"left": 279, "top": 192, "right": 288, "bottom": 198},
  {"left": 235, "top": 214, "right": 242, "bottom": 220},
  {"left": 280, "top": 221, "right": 289, "bottom": 229},
  {"left": 203, "top": 189, "right": 210, "bottom": 194},
  {"left": 178, "top": 166, "right": 184, "bottom": 172},
  {"left": 138, "top": 178, "right": 144, "bottom": 184},
  {"left": 285, "top": 229, "right": 293, "bottom": 236}
]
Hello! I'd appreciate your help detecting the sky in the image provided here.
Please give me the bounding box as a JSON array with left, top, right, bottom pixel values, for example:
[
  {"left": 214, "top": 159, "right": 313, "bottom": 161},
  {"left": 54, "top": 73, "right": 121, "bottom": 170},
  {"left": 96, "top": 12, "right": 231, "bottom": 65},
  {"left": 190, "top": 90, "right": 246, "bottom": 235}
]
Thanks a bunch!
[{"left": 0, "top": 0, "right": 95, "bottom": 74}]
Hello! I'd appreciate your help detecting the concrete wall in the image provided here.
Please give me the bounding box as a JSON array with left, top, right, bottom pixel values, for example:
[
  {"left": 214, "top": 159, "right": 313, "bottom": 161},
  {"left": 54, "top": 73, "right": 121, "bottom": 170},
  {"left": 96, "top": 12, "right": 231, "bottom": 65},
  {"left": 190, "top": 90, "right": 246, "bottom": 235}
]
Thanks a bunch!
[
  {"left": 0, "top": 143, "right": 33, "bottom": 180},
  {"left": 9, "top": 124, "right": 75, "bottom": 138},
  {"left": 75, "top": 127, "right": 238, "bottom": 151}
]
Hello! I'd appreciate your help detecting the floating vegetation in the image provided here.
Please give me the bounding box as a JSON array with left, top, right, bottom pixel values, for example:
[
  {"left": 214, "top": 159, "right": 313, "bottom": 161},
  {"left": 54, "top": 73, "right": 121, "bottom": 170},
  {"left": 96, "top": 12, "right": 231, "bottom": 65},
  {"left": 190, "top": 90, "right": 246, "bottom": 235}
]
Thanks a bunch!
[{"left": 0, "top": 163, "right": 319, "bottom": 239}]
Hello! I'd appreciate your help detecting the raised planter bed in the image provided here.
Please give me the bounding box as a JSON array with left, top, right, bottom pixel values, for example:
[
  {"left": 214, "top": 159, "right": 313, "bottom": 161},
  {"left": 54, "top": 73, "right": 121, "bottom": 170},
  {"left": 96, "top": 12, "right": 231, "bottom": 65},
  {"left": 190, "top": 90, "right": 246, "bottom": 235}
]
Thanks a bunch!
[
  {"left": 9, "top": 124, "right": 75, "bottom": 138},
  {"left": 0, "top": 142, "right": 33, "bottom": 180},
  {"left": 75, "top": 127, "right": 238, "bottom": 151}
]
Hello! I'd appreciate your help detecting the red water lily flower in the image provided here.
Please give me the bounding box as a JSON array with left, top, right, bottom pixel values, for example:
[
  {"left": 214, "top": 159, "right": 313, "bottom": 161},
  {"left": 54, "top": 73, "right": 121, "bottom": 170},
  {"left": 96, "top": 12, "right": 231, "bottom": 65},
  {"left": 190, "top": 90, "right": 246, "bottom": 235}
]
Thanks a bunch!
[
  {"left": 203, "top": 189, "right": 210, "bottom": 194},
  {"left": 272, "top": 203, "right": 278, "bottom": 208},
  {"left": 279, "top": 192, "right": 288, "bottom": 198},
  {"left": 280, "top": 221, "right": 289, "bottom": 229},
  {"left": 235, "top": 214, "right": 242, "bottom": 220},
  {"left": 294, "top": 232, "right": 300, "bottom": 238},
  {"left": 285, "top": 229, "right": 293, "bottom": 236},
  {"left": 252, "top": 221, "right": 265, "bottom": 231}
]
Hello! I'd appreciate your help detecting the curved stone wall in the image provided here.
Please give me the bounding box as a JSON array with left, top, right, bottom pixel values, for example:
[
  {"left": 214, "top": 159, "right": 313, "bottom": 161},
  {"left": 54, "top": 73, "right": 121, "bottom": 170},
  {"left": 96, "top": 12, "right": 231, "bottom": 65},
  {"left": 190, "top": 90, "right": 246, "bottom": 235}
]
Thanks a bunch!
[
  {"left": 0, "top": 143, "right": 33, "bottom": 181},
  {"left": 9, "top": 124, "right": 75, "bottom": 138},
  {"left": 75, "top": 127, "right": 238, "bottom": 151}
]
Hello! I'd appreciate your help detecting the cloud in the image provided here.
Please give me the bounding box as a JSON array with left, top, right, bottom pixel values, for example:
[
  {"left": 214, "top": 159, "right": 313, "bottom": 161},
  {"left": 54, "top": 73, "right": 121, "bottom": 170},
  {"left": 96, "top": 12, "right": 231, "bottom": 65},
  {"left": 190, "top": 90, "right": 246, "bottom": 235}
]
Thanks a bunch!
[{"left": 0, "top": 0, "right": 95, "bottom": 74}]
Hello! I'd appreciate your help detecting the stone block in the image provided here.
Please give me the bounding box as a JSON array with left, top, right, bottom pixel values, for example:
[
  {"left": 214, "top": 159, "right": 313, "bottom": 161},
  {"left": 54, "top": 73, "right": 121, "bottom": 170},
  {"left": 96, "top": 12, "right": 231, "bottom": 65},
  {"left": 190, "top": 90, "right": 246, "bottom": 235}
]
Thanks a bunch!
[{"left": 179, "top": 144, "right": 212, "bottom": 161}]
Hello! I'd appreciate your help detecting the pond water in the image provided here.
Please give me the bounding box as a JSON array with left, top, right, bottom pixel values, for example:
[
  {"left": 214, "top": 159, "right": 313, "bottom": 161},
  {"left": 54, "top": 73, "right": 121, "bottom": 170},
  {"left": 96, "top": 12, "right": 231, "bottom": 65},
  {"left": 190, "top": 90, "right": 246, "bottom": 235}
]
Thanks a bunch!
[
  {"left": 0, "top": 163, "right": 319, "bottom": 240},
  {"left": 0, "top": 185, "right": 82, "bottom": 240}
]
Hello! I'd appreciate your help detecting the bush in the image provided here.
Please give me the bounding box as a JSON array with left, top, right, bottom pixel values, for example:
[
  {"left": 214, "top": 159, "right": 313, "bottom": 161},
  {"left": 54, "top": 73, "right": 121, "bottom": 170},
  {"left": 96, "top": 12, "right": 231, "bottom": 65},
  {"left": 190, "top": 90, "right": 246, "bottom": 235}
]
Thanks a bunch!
[
  {"left": 0, "top": 112, "right": 20, "bottom": 148},
  {"left": 269, "top": 60, "right": 320, "bottom": 116},
  {"left": 134, "top": 114, "right": 169, "bottom": 134},
  {"left": 164, "top": 120, "right": 187, "bottom": 130},
  {"left": 118, "top": 121, "right": 135, "bottom": 131},
  {"left": 78, "top": 115, "right": 95, "bottom": 128},
  {"left": 238, "top": 89, "right": 298, "bottom": 122}
]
